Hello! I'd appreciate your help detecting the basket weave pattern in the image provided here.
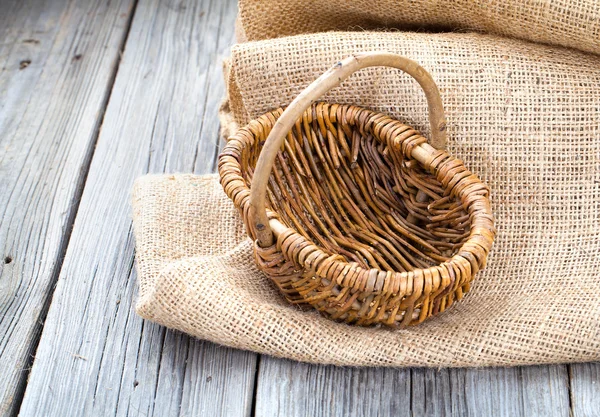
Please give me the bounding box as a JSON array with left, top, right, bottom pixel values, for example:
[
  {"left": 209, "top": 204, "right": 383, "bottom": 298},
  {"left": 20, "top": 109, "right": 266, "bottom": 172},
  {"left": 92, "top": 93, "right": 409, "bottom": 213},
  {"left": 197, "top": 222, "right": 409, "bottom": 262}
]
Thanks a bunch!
[
  {"left": 220, "top": 102, "right": 495, "bottom": 327},
  {"left": 219, "top": 53, "right": 495, "bottom": 327}
]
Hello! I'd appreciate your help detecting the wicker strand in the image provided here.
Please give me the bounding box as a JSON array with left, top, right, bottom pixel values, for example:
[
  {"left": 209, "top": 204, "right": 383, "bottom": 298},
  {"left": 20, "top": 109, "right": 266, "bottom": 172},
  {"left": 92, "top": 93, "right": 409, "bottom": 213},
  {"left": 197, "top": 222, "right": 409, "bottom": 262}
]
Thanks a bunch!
[{"left": 218, "top": 54, "right": 495, "bottom": 327}]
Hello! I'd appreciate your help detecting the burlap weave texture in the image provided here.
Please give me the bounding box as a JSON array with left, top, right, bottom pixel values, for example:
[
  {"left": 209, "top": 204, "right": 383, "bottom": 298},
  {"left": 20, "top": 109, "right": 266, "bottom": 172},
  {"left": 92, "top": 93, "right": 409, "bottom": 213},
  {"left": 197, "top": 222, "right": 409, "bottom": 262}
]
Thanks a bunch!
[
  {"left": 132, "top": 31, "right": 600, "bottom": 366},
  {"left": 237, "top": 0, "right": 600, "bottom": 55},
  {"left": 133, "top": 172, "right": 599, "bottom": 367}
]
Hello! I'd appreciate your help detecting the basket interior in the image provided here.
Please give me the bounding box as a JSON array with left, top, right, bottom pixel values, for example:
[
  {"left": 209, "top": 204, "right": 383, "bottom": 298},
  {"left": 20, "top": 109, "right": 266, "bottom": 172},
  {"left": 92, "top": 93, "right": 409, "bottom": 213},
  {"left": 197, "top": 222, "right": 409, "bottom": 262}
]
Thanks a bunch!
[{"left": 241, "top": 103, "right": 471, "bottom": 272}]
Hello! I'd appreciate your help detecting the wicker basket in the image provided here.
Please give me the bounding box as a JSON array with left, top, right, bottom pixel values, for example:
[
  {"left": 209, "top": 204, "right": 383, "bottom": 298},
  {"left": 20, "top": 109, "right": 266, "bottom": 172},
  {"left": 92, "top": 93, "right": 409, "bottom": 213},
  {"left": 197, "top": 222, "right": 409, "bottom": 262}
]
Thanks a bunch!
[{"left": 219, "top": 52, "right": 495, "bottom": 327}]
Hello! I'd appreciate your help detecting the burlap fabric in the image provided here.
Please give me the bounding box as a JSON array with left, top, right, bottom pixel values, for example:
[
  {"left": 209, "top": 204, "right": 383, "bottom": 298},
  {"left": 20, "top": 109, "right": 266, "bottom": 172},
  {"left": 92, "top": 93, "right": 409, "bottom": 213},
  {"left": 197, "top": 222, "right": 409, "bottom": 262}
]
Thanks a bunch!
[
  {"left": 132, "top": 31, "right": 600, "bottom": 367},
  {"left": 237, "top": 0, "right": 600, "bottom": 55}
]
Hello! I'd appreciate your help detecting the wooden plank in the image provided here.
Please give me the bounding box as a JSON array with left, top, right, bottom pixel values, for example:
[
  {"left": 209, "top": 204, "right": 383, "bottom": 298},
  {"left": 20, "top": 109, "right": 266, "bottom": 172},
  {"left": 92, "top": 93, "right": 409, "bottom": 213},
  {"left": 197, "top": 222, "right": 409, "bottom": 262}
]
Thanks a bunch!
[
  {"left": 177, "top": 339, "right": 257, "bottom": 417},
  {"left": 256, "top": 358, "right": 570, "bottom": 416},
  {"left": 521, "top": 365, "right": 570, "bottom": 416},
  {"left": 456, "top": 366, "right": 569, "bottom": 417},
  {"left": 411, "top": 368, "right": 456, "bottom": 416},
  {"left": 0, "top": 0, "right": 135, "bottom": 414},
  {"left": 412, "top": 366, "right": 570, "bottom": 416},
  {"left": 570, "top": 363, "right": 600, "bottom": 417},
  {"left": 17, "top": 0, "right": 255, "bottom": 416},
  {"left": 254, "top": 357, "right": 411, "bottom": 417}
]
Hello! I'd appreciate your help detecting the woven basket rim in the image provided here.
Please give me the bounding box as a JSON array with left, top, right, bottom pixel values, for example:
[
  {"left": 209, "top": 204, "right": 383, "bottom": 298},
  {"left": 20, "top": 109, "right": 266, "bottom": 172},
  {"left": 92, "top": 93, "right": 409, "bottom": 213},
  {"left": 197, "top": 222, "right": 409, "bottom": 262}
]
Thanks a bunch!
[{"left": 219, "top": 102, "right": 495, "bottom": 297}]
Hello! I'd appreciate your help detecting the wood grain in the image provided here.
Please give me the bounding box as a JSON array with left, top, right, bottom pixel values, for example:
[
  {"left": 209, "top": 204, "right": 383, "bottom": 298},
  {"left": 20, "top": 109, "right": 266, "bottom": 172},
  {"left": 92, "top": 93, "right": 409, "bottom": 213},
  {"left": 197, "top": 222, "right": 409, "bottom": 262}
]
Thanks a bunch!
[
  {"left": 254, "top": 357, "right": 411, "bottom": 417},
  {"left": 570, "top": 363, "right": 600, "bottom": 417},
  {"left": 0, "top": 0, "right": 135, "bottom": 414},
  {"left": 457, "top": 366, "right": 569, "bottom": 417},
  {"left": 17, "top": 0, "right": 253, "bottom": 416},
  {"left": 411, "top": 368, "right": 456, "bottom": 416},
  {"left": 521, "top": 365, "right": 570, "bottom": 417},
  {"left": 256, "top": 359, "right": 571, "bottom": 416}
]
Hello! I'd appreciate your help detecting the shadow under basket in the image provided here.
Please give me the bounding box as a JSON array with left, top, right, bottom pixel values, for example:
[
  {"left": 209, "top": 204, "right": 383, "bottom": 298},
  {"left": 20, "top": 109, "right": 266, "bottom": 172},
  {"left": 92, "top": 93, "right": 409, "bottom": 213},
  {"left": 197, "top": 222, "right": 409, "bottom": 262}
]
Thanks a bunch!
[{"left": 219, "top": 52, "right": 495, "bottom": 327}]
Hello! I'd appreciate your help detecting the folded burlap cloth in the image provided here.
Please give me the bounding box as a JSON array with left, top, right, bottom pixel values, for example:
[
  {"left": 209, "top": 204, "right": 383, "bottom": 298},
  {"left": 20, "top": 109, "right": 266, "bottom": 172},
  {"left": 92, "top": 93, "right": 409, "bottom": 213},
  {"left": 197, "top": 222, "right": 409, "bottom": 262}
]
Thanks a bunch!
[
  {"left": 237, "top": 0, "right": 600, "bottom": 55},
  {"left": 132, "top": 31, "right": 600, "bottom": 367}
]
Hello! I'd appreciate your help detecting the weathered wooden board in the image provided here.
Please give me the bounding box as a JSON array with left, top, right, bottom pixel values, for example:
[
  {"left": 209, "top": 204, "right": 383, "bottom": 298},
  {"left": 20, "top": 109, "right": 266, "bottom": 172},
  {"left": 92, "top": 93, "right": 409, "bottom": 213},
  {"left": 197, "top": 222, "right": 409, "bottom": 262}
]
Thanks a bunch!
[
  {"left": 0, "top": 0, "right": 135, "bottom": 414},
  {"left": 454, "top": 365, "right": 569, "bottom": 416},
  {"left": 570, "top": 363, "right": 600, "bottom": 417},
  {"left": 18, "top": 0, "right": 255, "bottom": 416},
  {"left": 411, "top": 368, "right": 455, "bottom": 416},
  {"left": 254, "top": 357, "right": 411, "bottom": 417},
  {"left": 255, "top": 358, "right": 570, "bottom": 416},
  {"left": 521, "top": 365, "right": 570, "bottom": 416}
]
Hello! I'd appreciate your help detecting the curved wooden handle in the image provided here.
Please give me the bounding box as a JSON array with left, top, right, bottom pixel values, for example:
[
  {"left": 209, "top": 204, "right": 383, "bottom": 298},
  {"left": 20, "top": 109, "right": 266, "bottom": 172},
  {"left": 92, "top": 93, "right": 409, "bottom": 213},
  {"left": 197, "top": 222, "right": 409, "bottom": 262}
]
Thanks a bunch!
[{"left": 250, "top": 52, "right": 448, "bottom": 247}]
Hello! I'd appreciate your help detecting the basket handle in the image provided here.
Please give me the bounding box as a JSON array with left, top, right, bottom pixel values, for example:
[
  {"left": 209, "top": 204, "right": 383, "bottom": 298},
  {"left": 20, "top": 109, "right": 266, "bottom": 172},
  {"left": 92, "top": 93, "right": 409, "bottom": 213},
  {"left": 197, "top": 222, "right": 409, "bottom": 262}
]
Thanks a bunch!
[{"left": 250, "top": 52, "right": 448, "bottom": 247}]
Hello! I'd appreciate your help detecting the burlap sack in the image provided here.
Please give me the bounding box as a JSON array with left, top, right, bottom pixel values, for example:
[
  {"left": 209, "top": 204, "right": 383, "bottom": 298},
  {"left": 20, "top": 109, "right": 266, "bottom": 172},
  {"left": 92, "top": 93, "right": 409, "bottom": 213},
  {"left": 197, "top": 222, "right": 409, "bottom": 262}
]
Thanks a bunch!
[
  {"left": 237, "top": 0, "right": 600, "bottom": 55},
  {"left": 132, "top": 31, "right": 600, "bottom": 367},
  {"left": 133, "top": 171, "right": 599, "bottom": 367}
]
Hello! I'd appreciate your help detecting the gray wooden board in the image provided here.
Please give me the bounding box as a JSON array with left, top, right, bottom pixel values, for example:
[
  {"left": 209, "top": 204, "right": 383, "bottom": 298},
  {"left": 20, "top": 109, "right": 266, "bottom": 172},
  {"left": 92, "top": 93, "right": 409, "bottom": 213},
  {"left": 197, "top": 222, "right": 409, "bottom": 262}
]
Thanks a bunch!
[
  {"left": 521, "top": 365, "right": 570, "bottom": 416},
  {"left": 254, "top": 357, "right": 412, "bottom": 417},
  {"left": 0, "top": 0, "right": 135, "bottom": 414},
  {"left": 17, "top": 0, "right": 255, "bottom": 416},
  {"left": 254, "top": 358, "right": 570, "bottom": 416},
  {"left": 570, "top": 363, "right": 600, "bottom": 417}
]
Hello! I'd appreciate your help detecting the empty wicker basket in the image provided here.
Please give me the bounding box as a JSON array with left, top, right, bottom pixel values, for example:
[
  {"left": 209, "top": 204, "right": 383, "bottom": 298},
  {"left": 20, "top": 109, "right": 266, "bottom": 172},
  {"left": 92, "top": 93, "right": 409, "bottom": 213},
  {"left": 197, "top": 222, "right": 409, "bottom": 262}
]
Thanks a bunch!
[{"left": 219, "top": 52, "right": 495, "bottom": 327}]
